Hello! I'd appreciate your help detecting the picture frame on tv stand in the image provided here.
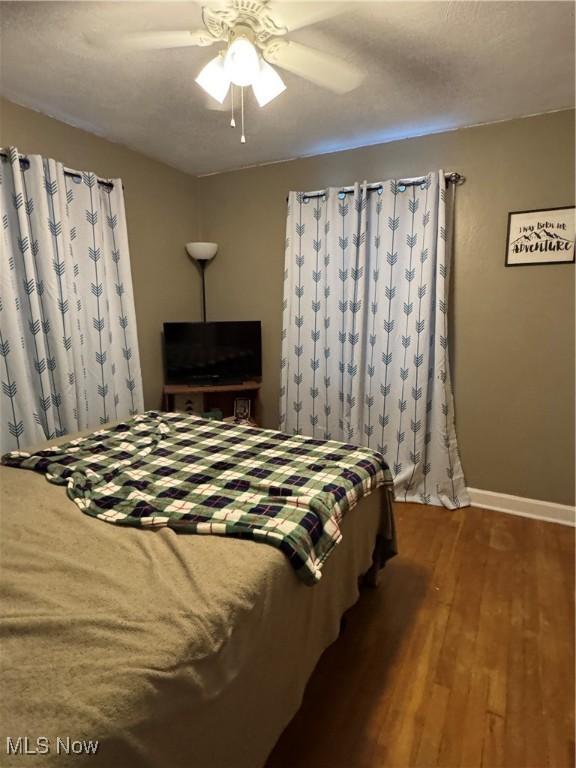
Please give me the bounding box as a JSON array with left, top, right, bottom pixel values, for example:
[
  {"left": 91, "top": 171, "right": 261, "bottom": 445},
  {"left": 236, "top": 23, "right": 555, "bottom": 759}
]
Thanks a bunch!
[{"left": 234, "top": 397, "right": 251, "bottom": 421}]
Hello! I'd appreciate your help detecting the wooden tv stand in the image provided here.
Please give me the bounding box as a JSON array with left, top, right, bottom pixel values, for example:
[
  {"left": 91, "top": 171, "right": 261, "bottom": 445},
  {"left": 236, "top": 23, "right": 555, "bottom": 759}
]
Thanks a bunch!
[{"left": 161, "top": 381, "right": 262, "bottom": 422}]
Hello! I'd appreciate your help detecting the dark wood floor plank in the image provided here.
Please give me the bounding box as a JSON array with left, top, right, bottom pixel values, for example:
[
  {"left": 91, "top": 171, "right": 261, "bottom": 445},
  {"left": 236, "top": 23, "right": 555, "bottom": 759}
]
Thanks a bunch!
[
  {"left": 533, "top": 520, "right": 575, "bottom": 768},
  {"left": 265, "top": 502, "right": 575, "bottom": 768},
  {"left": 482, "top": 711, "right": 506, "bottom": 768}
]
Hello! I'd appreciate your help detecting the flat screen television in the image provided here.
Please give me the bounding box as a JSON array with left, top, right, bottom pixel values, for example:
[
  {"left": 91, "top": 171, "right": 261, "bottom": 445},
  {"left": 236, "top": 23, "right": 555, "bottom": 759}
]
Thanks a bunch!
[{"left": 163, "top": 321, "right": 262, "bottom": 385}]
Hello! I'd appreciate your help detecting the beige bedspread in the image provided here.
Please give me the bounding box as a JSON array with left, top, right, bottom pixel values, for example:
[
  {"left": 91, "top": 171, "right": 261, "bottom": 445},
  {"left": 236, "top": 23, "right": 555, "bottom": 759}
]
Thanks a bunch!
[{"left": 0, "top": 433, "right": 392, "bottom": 768}]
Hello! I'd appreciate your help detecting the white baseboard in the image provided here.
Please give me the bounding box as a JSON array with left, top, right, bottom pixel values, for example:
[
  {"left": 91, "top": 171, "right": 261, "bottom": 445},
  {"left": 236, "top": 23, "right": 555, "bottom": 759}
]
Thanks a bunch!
[{"left": 467, "top": 487, "right": 575, "bottom": 527}]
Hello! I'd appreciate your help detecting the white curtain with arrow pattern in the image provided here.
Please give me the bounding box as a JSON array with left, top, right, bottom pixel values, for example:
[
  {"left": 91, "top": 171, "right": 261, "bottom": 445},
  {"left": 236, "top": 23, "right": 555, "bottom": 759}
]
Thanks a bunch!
[
  {"left": 280, "top": 171, "right": 469, "bottom": 509},
  {"left": 0, "top": 147, "right": 143, "bottom": 453}
]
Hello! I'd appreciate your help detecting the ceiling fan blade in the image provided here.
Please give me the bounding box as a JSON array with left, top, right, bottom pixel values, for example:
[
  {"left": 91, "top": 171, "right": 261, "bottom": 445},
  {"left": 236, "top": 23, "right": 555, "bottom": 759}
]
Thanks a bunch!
[
  {"left": 264, "top": 40, "right": 364, "bottom": 93},
  {"left": 86, "top": 30, "right": 216, "bottom": 51},
  {"left": 266, "top": 2, "right": 347, "bottom": 33}
]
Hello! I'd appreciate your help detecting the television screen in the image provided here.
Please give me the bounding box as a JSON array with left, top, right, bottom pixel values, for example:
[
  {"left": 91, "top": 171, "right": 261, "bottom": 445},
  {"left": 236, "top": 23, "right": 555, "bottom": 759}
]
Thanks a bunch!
[{"left": 163, "top": 321, "right": 262, "bottom": 385}]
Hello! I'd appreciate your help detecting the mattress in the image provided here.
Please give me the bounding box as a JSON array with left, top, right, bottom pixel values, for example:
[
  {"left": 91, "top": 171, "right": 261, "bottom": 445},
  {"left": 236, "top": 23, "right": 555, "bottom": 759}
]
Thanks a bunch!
[{"left": 0, "top": 427, "right": 394, "bottom": 768}]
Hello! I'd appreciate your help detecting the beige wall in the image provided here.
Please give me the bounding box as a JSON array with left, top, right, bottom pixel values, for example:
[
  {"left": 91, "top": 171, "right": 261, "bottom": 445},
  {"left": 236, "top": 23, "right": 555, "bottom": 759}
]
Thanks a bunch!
[
  {"left": 0, "top": 98, "right": 201, "bottom": 410},
  {"left": 199, "top": 110, "right": 575, "bottom": 506},
  {"left": 2, "top": 98, "right": 573, "bottom": 505}
]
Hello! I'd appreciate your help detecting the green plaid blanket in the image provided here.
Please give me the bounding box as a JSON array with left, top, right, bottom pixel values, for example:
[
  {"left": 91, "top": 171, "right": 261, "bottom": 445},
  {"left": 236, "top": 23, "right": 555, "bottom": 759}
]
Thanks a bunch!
[{"left": 2, "top": 412, "right": 394, "bottom": 585}]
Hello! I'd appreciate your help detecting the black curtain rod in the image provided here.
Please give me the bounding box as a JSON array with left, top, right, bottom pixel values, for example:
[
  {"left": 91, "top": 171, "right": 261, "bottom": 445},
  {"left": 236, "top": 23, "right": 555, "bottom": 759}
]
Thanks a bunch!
[
  {"left": 287, "top": 171, "right": 464, "bottom": 202},
  {"left": 0, "top": 150, "right": 115, "bottom": 190}
]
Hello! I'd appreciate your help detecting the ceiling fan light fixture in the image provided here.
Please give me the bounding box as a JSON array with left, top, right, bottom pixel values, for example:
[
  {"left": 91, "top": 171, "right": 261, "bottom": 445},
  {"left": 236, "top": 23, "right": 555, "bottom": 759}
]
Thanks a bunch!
[
  {"left": 195, "top": 55, "right": 230, "bottom": 103},
  {"left": 252, "top": 59, "right": 286, "bottom": 107},
  {"left": 224, "top": 36, "right": 260, "bottom": 86}
]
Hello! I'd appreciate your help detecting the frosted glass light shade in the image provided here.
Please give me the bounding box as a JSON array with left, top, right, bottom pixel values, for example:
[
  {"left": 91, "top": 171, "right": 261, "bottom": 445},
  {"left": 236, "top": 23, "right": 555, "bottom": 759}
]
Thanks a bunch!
[
  {"left": 224, "top": 37, "right": 260, "bottom": 86},
  {"left": 186, "top": 242, "right": 218, "bottom": 261},
  {"left": 252, "top": 59, "right": 286, "bottom": 107},
  {"left": 195, "top": 56, "right": 230, "bottom": 103}
]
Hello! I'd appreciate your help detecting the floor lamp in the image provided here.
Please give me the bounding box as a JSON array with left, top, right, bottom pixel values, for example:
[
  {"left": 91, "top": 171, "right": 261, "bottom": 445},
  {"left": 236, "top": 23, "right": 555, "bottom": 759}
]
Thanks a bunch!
[{"left": 186, "top": 242, "right": 218, "bottom": 322}]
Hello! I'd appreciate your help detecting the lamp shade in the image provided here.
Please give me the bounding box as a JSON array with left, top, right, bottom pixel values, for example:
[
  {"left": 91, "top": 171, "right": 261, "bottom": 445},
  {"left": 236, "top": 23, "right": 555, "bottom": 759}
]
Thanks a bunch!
[
  {"left": 195, "top": 56, "right": 230, "bottom": 104},
  {"left": 252, "top": 59, "right": 286, "bottom": 107},
  {"left": 224, "top": 36, "right": 260, "bottom": 86},
  {"left": 186, "top": 242, "right": 218, "bottom": 261}
]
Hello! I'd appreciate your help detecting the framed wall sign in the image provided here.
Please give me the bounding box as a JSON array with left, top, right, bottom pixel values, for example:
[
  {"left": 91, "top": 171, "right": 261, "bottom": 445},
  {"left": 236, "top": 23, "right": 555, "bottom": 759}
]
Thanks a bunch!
[{"left": 505, "top": 206, "right": 575, "bottom": 266}]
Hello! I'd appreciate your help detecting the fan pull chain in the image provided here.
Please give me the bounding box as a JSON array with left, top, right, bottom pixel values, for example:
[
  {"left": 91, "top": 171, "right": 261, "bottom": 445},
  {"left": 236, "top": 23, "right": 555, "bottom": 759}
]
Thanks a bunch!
[
  {"left": 230, "top": 86, "right": 236, "bottom": 128},
  {"left": 241, "top": 87, "right": 246, "bottom": 144}
]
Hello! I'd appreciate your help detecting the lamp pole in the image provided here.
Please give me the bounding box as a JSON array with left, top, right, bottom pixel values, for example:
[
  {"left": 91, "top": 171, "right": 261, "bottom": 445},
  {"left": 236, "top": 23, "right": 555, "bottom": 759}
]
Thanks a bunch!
[{"left": 200, "top": 260, "right": 207, "bottom": 323}]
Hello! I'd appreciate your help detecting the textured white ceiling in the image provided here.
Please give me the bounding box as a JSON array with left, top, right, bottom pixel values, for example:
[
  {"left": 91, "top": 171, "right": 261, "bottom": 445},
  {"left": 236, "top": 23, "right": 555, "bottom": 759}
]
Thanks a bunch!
[{"left": 1, "top": 1, "right": 574, "bottom": 176}]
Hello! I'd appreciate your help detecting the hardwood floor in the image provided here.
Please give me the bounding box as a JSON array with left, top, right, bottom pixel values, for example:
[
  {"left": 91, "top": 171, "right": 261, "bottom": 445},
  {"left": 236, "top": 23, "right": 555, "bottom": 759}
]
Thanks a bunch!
[{"left": 266, "top": 503, "right": 575, "bottom": 768}]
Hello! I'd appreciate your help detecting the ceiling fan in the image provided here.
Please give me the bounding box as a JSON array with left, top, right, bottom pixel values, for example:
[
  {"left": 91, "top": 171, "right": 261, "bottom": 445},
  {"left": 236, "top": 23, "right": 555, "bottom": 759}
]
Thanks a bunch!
[{"left": 89, "top": 0, "right": 364, "bottom": 142}]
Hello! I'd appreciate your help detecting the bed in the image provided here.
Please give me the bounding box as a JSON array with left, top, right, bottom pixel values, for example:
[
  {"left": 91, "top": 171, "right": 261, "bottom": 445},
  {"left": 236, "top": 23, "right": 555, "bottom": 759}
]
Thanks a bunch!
[{"left": 0, "top": 412, "right": 395, "bottom": 768}]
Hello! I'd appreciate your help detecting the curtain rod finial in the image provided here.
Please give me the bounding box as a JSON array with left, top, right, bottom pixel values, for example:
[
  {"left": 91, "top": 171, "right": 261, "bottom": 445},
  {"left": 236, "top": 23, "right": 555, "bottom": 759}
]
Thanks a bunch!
[{"left": 447, "top": 172, "right": 465, "bottom": 185}]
